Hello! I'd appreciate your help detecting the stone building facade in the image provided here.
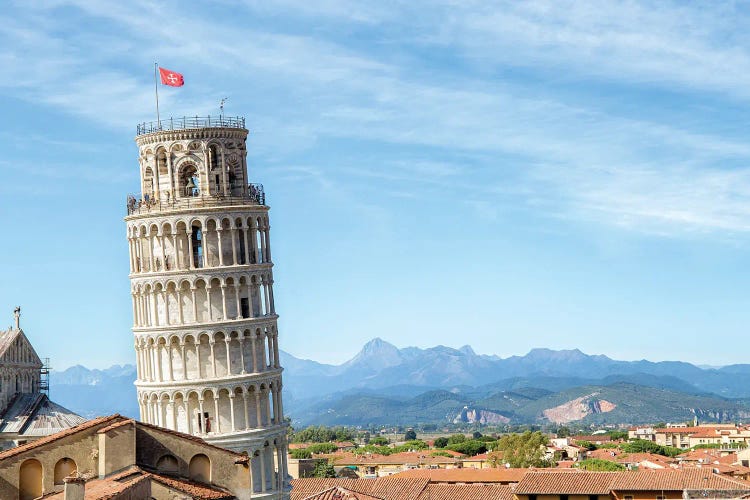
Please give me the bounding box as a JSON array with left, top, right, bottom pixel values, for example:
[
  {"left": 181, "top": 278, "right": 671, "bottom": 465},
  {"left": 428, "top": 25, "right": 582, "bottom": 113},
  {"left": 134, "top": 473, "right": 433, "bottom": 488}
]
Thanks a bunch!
[
  {"left": 124, "top": 116, "right": 289, "bottom": 498},
  {"left": 0, "top": 308, "right": 85, "bottom": 449},
  {"left": 0, "top": 413, "right": 253, "bottom": 499}
]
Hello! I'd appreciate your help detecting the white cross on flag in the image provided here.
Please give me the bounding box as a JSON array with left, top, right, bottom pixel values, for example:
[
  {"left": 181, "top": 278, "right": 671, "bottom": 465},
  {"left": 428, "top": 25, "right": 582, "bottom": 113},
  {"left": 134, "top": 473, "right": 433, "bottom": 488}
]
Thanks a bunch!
[{"left": 158, "top": 66, "right": 184, "bottom": 87}]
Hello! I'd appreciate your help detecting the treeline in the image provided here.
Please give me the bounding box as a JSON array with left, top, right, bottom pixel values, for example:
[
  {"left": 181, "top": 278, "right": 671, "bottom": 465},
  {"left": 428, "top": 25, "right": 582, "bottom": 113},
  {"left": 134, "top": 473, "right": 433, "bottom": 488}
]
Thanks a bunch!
[{"left": 290, "top": 425, "right": 356, "bottom": 443}]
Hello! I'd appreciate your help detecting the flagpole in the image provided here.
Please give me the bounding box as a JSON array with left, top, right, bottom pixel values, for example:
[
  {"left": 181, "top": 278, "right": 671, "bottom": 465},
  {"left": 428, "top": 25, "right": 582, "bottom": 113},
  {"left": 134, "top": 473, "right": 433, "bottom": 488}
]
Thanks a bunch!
[{"left": 154, "top": 62, "right": 161, "bottom": 127}]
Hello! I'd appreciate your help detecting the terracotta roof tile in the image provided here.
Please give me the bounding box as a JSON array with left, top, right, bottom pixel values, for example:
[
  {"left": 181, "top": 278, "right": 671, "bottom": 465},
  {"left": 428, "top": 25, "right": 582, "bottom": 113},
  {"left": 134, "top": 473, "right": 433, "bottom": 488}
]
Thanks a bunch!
[
  {"left": 515, "top": 469, "right": 750, "bottom": 495},
  {"left": 44, "top": 467, "right": 234, "bottom": 500},
  {"left": 147, "top": 470, "right": 235, "bottom": 499},
  {"left": 291, "top": 478, "right": 514, "bottom": 500},
  {"left": 610, "top": 468, "right": 750, "bottom": 491},
  {"left": 97, "top": 419, "right": 135, "bottom": 434},
  {"left": 614, "top": 453, "right": 674, "bottom": 466},
  {"left": 393, "top": 467, "right": 527, "bottom": 483},
  {"left": 417, "top": 484, "right": 513, "bottom": 500},
  {"left": 44, "top": 473, "right": 149, "bottom": 499},
  {"left": 301, "top": 486, "right": 384, "bottom": 500},
  {"left": 291, "top": 478, "right": 430, "bottom": 500},
  {"left": 515, "top": 471, "right": 616, "bottom": 494}
]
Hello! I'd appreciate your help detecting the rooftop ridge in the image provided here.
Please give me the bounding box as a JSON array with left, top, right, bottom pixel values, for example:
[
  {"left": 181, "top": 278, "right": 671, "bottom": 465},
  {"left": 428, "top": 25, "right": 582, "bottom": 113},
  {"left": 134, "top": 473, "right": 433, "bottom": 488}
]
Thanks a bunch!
[{"left": 0, "top": 414, "right": 123, "bottom": 461}]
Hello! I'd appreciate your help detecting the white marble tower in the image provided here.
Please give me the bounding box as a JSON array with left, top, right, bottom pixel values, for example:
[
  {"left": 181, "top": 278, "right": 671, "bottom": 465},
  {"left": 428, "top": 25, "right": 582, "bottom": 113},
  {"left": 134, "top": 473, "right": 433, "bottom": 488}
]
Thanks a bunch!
[{"left": 125, "top": 116, "right": 289, "bottom": 498}]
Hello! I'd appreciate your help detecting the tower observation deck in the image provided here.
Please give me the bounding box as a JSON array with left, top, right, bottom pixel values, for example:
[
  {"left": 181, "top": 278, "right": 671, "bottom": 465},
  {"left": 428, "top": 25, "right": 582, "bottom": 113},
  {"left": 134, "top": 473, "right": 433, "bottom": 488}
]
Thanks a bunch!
[{"left": 125, "top": 116, "right": 289, "bottom": 498}]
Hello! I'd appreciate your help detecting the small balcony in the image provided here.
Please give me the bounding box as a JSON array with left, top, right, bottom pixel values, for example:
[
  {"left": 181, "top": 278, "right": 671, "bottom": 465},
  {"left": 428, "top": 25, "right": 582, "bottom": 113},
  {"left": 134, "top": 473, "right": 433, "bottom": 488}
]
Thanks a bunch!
[
  {"left": 136, "top": 116, "right": 246, "bottom": 136},
  {"left": 126, "top": 183, "right": 265, "bottom": 216}
]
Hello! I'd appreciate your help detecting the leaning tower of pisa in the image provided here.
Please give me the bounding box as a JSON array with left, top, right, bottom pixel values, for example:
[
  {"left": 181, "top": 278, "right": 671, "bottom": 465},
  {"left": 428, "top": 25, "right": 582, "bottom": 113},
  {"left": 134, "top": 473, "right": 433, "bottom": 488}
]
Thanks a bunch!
[{"left": 125, "top": 116, "right": 289, "bottom": 498}]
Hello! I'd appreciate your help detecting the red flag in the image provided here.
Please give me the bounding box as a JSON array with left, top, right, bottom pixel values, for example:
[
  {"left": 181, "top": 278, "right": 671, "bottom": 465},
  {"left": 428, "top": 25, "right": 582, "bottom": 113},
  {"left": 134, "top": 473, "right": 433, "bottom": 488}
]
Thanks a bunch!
[{"left": 158, "top": 67, "right": 184, "bottom": 87}]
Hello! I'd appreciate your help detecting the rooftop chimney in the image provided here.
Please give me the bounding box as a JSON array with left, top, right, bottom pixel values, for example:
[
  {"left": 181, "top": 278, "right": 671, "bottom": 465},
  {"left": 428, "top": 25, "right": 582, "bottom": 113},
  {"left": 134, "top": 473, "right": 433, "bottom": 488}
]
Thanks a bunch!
[{"left": 63, "top": 474, "right": 85, "bottom": 500}]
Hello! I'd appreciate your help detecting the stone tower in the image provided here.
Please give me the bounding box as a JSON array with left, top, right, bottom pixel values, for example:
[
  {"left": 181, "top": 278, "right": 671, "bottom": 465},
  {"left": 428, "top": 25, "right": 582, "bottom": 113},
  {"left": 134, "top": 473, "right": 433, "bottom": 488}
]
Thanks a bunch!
[{"left": 125, "top": 116, "right": 289, "bottom": 498}]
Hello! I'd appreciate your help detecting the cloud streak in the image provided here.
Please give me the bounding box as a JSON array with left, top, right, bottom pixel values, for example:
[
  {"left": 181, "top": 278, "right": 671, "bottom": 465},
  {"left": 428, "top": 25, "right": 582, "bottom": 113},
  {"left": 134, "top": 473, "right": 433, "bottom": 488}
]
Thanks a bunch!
[{"left": 3, "top": 0, "right": 750, "bottom": 237}]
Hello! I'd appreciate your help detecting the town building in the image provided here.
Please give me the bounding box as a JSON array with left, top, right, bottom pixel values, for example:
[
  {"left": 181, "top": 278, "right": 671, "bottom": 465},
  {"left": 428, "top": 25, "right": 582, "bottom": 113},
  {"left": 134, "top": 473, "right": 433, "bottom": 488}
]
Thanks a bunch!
[
  {"left": 291, "top": 469, "right": 750, "bottom": 500},
  {"left": 311, "top": 451, "right": 462, "bottom": 478},
  {"left": 513, "top": 469, "right": 750, "bottom": 500},
  {"left": 290, "top": 477, "right": 513, "bottom": 500},
  {"left": 124, "top": 116, "right": 289, "bottom": 498},
  {"left": 0, "top": 413, "right": 254, "bottom": 499},
  {"left": 0, "top": 308, "right": 85, "bottom": 449}
]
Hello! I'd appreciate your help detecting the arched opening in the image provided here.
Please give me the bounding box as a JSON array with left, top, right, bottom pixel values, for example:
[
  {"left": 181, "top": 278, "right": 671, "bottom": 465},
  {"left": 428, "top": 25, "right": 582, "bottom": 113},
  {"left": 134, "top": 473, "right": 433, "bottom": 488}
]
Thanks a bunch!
[
  {"left": 156, "top": 149, "right": 168, "bottom": 178},
  {"left": 54, "top": 457, "right": 77, "bottom": 485},
  {"left": 143, "top": 167, "right": 155, "bottom": 200},
  {"left": 189, "top": 454, "right": 211, "bottom": 483},
  {"left": 179, "top": 163, "right": 200, "bottom": 197},
  {"left": 156, "top": 454, "right": 179, "bottom": 475},
  {"left": 191, "top": 223, "right": 204, "bottom": 268},
  {"left": 19, "top": 459, "right": 43, "bottom": 500},
  {"left": 208, "top": 145, "right": 220, "bottom": 194}
]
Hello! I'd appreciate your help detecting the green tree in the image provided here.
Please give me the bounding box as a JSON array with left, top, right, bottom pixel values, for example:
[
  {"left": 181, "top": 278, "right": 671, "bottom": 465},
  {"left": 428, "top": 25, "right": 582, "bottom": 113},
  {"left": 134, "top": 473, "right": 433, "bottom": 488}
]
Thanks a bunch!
[
  {"left": 312, "top": 460, "right": 336, "bottom": 478},
  {"left": 556, "top": 426, "right": 571, "bottom": 438},
  {"left": 431, "top": 451, "right": 453, "bottom": 457},
  {"left": 290, "top": 448, "right": 312, "bottom": 459},
  {"left": 607, "top": 431, "right": 628, "bottom": 441},
  {"left": 393, "top": 440, "right": 428, "bottom": 452},
  {"left": 495, "top": 431, "right": 553, "bottom": 468},
  {"left": 577, "top": 441, "right": 597, "bottom": 451},
  {"left": 433, "top": 437, "right": 449, "bottom": 448},
  {"left": 404, "top": 429, "right": 417, "bottom": 441},
  {"left": 447, "top": 439, "right": 487, "bottom": 456},
  {"left": 576, "top": 459, "right": 625, "bottom": 471},
  {"left": 447, "top": 434, "right": 466, "bottom": 445},
  {"left": 371, "top": 436, "right": 389, "bottom": 446},
  {"left": 472, "top": 431, "right": 483, "bottom": 439},
  {"left": 307, "top": 443, "right": 338, "bottom": 454},
  {"left": 620, "top": 439, "right": 682, "bottom": 457}
]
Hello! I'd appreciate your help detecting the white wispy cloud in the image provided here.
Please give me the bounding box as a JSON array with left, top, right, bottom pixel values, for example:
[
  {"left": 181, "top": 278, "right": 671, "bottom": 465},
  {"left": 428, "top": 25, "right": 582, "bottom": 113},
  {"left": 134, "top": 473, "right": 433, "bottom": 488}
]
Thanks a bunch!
[{"left": 3, "top": 0, "right": 750, "bottom": 237}]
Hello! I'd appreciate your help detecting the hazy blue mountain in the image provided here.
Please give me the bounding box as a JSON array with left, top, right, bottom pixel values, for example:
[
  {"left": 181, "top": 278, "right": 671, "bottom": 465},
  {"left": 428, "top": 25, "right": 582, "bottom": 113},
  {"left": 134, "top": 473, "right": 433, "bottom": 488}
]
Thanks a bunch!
[
  {"left": 47, "top": 340, "right": 750, "bottom": 426},
  {"left": 49, "top": 364, "right": 139, "bottom": 419}
]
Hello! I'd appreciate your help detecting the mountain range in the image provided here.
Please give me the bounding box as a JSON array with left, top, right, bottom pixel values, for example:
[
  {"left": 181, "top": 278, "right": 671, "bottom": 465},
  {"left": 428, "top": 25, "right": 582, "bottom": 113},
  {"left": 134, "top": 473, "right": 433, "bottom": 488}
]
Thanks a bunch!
[{"left": 47, "top": 339, "right": 750, "bottom": 427}]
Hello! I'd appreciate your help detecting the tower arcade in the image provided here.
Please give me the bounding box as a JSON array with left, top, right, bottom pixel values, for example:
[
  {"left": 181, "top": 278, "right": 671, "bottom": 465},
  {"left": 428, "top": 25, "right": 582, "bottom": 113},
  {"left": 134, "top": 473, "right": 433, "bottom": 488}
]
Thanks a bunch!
[{"left": 125, "top": 116, "right": 289, "bottom": 498}]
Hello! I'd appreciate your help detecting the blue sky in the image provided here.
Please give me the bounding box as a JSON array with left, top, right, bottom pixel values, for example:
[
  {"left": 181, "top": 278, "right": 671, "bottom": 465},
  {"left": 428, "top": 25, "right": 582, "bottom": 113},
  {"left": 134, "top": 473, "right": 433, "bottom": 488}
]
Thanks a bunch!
[{"left": 3, "top": 0, "right": 750, "bottom": 368}]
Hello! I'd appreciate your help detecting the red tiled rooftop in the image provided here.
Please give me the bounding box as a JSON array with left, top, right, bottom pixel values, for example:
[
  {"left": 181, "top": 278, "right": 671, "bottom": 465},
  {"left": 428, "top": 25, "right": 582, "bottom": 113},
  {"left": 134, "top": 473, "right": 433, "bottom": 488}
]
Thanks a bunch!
[
  {"left": 291, "top": 478, "right": 513, "bottom": 500},
  {"left": 291, "top": 477, "right": 430, "bottom": 500},
  {"left": 515, "top": 469, "right": 750, "bottom": 495},
  {"left": 417, "top": 484, "right": 513, "bottom": 500},
  {"left": 393, "top": 467, "right": 528, "bottom": 483},
  {"left": 301, "top": 486, "right": 384, "bottom": 500}
]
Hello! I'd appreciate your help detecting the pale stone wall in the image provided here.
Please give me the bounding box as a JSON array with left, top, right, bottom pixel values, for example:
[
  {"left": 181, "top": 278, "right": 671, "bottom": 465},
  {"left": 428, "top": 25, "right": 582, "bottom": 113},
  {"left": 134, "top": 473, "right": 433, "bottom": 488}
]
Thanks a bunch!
[
  {"left": 0, "top": 426, "right": 102, "bottom": 498},
  {"left": 98, "top": 423, "right": 136, "bottom": 477},
  {"left": 135, "top": 424, "right": 251, "bottom": 498}
]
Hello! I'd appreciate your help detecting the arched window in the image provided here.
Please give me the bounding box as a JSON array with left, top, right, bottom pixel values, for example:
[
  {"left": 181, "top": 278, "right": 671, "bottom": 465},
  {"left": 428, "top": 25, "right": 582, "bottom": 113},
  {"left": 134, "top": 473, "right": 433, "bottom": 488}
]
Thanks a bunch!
[
  {"left": 191, "top": 224, "right": 203, "bottom": 268},
  {"left": 156, "top": 454, "right": 179, "bottom": 475},
  {"left": 179, "top": 164, "right": 200, "bottom": 198},
  {"left": 19, "top": 459, "right": 42, "bottom": 500},
  {"left": 54, "top": 457, "right": 77, "bottom": 485},
  {"left": 143, "top": 167, "right": 155, "bottom": 200},
  {"left": 208, "top": 145, "right": 219, "bottom": 171},
  {"left": 189, "top": 454, "right": 211, "bottom": 483},
  {"left": 156, "top": 149, "right": 168, "bottom": 177}
]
